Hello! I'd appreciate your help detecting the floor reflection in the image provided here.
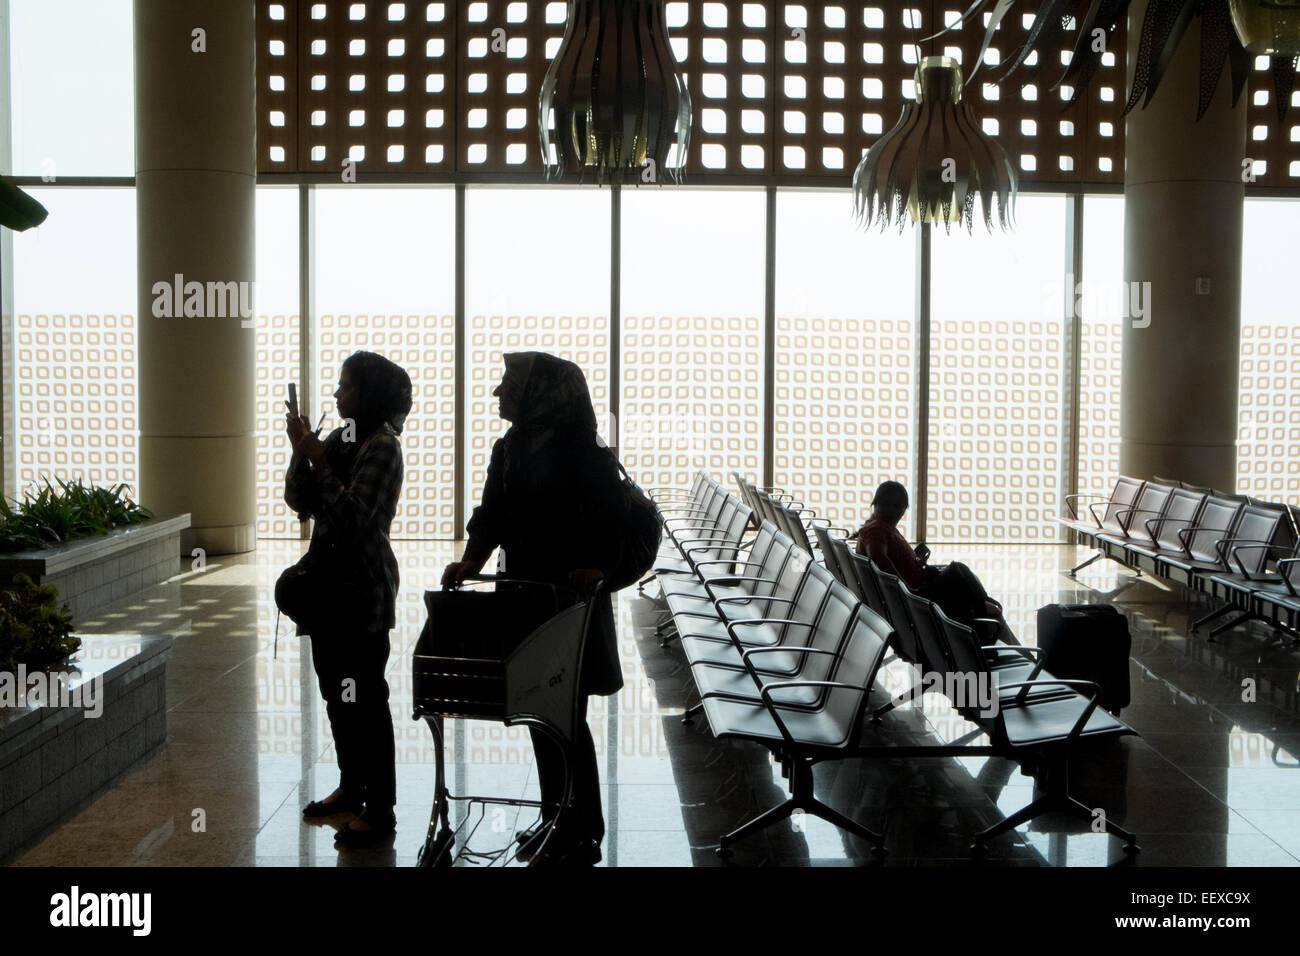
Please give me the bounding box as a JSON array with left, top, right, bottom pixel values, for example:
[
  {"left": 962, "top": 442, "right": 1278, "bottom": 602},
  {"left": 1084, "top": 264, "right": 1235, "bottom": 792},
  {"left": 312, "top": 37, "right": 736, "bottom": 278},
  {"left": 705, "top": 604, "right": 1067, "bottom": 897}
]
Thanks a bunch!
[{"left": 8, "top": 541, "right": 1300, "bottom": 866}]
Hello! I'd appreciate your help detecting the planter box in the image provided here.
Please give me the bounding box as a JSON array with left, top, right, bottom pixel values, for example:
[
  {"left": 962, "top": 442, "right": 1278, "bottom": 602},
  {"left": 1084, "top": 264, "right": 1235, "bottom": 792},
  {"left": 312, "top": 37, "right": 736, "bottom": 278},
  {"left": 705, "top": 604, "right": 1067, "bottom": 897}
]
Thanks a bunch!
[
  {"left": 0, "top": 514, "right": 191, "bottom": 621},
  {"left": 0, "top": 633, "right": 173, "bottom": 863}
]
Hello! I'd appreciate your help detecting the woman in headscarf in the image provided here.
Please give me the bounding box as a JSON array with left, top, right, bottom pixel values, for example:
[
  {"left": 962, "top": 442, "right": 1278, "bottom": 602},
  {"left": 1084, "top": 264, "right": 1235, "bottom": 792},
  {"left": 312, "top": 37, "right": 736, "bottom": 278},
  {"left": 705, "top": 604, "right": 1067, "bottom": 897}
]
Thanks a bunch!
[
  {"left": 284, "top": 350, "right": 412, "bottom": 847},
  {"left": 442, "top": 351, "right": 623, "bottom": 867},
  {"left": 855, "top": 479, "right": 1009, "bottom": 641}
]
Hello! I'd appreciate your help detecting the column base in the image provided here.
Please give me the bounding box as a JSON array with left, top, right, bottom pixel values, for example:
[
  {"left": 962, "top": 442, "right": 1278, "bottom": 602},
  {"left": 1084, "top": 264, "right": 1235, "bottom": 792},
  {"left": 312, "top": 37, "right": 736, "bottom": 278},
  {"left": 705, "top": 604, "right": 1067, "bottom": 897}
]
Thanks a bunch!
[{"left": 182, "top": 524, "right": 257, "bottom": 556}]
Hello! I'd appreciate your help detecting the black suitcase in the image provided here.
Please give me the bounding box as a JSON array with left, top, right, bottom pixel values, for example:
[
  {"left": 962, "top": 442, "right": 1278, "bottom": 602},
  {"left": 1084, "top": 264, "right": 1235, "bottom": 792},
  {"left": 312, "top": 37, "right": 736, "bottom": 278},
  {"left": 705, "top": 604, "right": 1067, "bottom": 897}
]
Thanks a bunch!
[{"left": 1036, "top": 604, "right": 1132, "bottom": 714}]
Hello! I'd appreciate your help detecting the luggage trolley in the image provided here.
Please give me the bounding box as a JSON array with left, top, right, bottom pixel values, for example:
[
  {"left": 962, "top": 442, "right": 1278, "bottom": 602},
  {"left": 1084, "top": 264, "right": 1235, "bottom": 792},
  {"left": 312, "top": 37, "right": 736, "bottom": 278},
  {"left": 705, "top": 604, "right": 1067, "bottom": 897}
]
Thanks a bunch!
[{"left": 411, "top": 576, "right": 599, "bottom": 866}]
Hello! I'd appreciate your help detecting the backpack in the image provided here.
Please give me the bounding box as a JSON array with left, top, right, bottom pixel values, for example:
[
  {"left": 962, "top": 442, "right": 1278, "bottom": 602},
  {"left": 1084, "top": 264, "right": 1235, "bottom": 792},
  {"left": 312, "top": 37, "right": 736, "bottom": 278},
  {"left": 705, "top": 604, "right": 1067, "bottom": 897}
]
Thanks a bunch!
[{"left": 601, "top": 453, "right": 663, "bottom": 591}]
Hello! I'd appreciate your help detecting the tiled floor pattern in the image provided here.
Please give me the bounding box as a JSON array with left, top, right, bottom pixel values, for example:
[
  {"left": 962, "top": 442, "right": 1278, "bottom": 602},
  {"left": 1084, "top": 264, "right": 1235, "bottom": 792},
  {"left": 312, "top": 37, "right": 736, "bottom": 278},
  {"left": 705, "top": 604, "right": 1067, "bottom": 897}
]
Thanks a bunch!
[{"left": 10, "top": 540, "right": 1300, "bottom": 866}]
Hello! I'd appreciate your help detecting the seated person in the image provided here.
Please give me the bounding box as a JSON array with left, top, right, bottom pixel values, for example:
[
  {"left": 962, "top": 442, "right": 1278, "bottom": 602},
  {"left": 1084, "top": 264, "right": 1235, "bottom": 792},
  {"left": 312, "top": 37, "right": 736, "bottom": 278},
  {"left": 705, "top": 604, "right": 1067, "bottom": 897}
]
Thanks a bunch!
[{"left": 854, "top": 480, "right": 1010, "bottom": 643}]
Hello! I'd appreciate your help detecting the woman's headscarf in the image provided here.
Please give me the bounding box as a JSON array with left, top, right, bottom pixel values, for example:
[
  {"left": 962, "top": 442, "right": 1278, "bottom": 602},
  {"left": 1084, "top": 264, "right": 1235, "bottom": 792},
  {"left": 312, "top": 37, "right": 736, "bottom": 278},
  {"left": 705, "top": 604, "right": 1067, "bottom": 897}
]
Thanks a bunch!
[
  {"left": 502, "top": 352, "right": 597, "bottom": 433},
  {"left": 343, "top": 350, "right": 414, "bottom": 436},
  {"left": 499, "top": 353, "right": 601, "bottom": 490},
  {"left": 327, "top": 351, "right": 412, "bottom": 482}
]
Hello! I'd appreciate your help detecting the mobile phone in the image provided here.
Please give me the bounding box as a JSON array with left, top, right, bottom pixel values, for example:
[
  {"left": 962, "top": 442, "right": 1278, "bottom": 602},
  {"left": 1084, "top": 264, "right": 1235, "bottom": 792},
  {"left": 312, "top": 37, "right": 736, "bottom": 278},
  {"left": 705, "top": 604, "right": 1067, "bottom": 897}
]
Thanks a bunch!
[{"left": 287, "top": 382, "right": 299, "bottom": 419}]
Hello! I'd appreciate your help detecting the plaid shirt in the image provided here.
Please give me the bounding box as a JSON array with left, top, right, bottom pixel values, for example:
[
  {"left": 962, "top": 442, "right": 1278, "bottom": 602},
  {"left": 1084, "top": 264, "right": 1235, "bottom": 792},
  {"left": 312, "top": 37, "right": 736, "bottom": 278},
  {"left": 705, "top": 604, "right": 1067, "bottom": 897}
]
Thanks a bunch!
[{"left": 285, "top": 424, "right": 403, "bottom": 631}]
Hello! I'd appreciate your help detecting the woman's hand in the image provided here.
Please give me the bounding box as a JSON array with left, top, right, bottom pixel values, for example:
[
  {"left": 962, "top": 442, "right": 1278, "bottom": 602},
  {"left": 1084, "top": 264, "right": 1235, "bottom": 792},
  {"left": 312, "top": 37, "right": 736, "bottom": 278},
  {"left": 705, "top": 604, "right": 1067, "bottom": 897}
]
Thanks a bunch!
[
  {"left": 286, "top": 411, "right": 327, "bottom": 468},
  {"left": 913, "top": 542, "right": 931, "bottom": 564},
  {"left": 285, "top": 411, "right": 311, "bottom": 448},
  {"left": 297, "top": 431, "right": 327, "bottom": 468},
  {"left": 568, "top": 567, "right": 604, "bottom": 595},
  {"left": 441, "top": 559, "right": 484, "bottom": 590}
]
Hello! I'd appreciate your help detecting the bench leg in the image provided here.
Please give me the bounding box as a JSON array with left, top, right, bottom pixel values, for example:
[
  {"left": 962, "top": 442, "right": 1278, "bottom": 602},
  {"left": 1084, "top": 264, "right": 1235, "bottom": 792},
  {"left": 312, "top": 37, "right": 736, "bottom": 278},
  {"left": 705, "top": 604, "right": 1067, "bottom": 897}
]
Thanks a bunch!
[
  {"left": 1065, "top": 794, "right": 1138, "bottom": 851},
  {"left": 973, "top": 793, "right": 1052, "bottom": 847},
  {"left": 872, "top": 683, "right": 922, "bottom": 722},
  {"left": 1193, "top": 604, "right": 1235, "bottom": 630},
  {"left": 1069, "top": 552, "right": 1102, "bottom": 576},
  {"left": 1208, "top": 611, "right": 1254, "bottom": 639},
  {"left": 717, "top": 759, "right": 886, "bottom": 856},
  {"left": 803, "top": 797, "right": 886, "bottom": 853},
  {"left": 717, "top": 799, "right": 800, "bottom": 854},
  {"left": 658, "top": 621, "right": 679, "bottom": 647},
  {"left": 973, "top": 760, "right": 1139, "bottom": 854}
]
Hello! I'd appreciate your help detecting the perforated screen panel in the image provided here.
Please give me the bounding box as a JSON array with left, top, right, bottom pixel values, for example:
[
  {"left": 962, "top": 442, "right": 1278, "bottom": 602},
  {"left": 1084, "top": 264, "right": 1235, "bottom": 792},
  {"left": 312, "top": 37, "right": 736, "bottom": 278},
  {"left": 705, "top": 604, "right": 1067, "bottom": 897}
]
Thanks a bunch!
[
  {"left": 262, "top": 0, "right": 458, "bottom": 173},
  {"left": 257, "top": 0, "right": 1300, "bottom": 187},
  {"left": 1237, "top": 323, "right": 1300, "bottom": 505},
  {"left": 13, "top": 312, "right": 139, "bottom": 499},
  {"left": 459, "top": 1, "right": 566, "bottom": 172},
  {"left": 1245, "top": 55, "right": 1300, "bottom": 187},
  {"left": 255, "top": 311, "right": 302, "bottom": 538}
]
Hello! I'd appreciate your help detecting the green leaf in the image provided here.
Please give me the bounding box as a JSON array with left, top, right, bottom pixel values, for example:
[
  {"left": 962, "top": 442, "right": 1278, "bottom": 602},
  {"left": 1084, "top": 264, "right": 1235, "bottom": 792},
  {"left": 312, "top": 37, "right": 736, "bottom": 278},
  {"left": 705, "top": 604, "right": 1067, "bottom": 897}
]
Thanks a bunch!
[{"left": 0, "top": 177, "right": 50, "bottom": 232}]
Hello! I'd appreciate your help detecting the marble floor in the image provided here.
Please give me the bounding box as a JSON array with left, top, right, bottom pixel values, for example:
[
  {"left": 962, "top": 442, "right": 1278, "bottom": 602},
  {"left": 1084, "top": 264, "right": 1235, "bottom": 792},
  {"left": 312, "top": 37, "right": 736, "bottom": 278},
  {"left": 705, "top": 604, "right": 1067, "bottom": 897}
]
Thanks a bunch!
[{"left": 8, "top": 539, "right": 1300, "bottom": 867}]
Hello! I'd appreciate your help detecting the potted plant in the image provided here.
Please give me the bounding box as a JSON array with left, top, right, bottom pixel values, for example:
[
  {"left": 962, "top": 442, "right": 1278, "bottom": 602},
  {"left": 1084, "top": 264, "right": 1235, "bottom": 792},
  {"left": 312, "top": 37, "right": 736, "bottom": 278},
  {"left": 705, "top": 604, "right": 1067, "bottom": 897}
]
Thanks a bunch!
[
  {"left": 0, "top": 573, "right": 76, "bottom": 674},
  {"left": 0, "top": 176, "right": 48, "bottom": 231},
  {"left": 0, "top": 479, "right": 153, "bottom": 552}
]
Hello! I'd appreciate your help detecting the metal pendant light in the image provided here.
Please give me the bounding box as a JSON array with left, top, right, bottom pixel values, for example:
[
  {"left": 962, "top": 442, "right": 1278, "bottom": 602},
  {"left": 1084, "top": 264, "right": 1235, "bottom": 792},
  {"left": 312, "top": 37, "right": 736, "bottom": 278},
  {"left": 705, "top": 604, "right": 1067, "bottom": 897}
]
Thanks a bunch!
[
  {"left": 945, "top": 1, "right": 1298, "bottom": 123},
  {"left": 538, "top": 0, "right": 691, "bottom": 185},
  {"left": 1229, "top": 0, "right": 1300, "bottom": 55},
  {"left": 852, "top": 56, "right": 1017, "bottom": 233}
]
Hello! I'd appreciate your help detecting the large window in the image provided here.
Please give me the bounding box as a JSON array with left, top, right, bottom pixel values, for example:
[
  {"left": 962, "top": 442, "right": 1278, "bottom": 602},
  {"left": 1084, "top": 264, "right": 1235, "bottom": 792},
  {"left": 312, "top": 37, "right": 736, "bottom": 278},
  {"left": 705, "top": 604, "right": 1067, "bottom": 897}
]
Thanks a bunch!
[
  {"left": 463, "top": 187, "right": 611, "bottom": 521},
  {"left": 9, "top": 0, "right": 134, "bottom": 177},
  {"left": 927, "top": 196, "right": 1068, "bottom": 543},
  {"left": 9, "top": 188, "right": 138, "bottom": 498},
  {"left": 1238, "top": 198, "right": 1300, "bottom": 506},
  {"left": 12, "top": 179, "right": 1299, "bottom": 542},
  {"left": 620, "top": 189, "right": 766, "bottom": 490},
  {"left": 314, "top": 186, "right": 457, "bottom": 538},
  {"left": 254, "top": 187, "right": 301, "bottom": 538},
  {"left": 1076, "top": 195, "right": 1125, "bottom": 497},
  {"left": 774, "top": 188, "right": 917, "bottom": 538}
]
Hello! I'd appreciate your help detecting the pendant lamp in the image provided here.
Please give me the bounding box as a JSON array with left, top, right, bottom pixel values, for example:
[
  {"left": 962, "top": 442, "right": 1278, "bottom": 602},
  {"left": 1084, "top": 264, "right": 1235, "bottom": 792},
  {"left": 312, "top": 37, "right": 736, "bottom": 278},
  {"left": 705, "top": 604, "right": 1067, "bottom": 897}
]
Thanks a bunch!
[
  {"left": 1229, "top": 0, "right": 1300, "bottom": 56},
  {"left": 944, "top": 1, "right": 1297, "bottom": 122},
  {"left": 538, "top": 0, "right": 691, "bottom": 185},
  {"left": 852, "top": 56, "right": 1017, "bottom": 233}
]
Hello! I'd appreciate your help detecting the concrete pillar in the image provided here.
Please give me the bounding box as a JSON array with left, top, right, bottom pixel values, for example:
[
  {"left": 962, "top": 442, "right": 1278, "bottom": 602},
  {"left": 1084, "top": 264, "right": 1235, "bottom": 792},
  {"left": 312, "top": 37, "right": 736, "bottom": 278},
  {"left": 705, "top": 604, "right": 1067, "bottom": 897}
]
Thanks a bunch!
[
  {"left": 1120, "top": 1, "right": 1246, "bottom": 490},
  {"left": 135, "top": 0, "right": 256, "bottom": 554}
]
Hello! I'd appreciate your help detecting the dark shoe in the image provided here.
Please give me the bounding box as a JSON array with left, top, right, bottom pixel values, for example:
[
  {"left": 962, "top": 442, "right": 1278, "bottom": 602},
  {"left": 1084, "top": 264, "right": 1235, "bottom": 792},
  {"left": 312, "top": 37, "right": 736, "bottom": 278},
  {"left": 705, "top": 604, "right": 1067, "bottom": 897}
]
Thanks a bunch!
[
  {"left": 303, "top": 793, "right": 364, "bottom": 818},
  {"left": 529, "top": 837, "right": 601, "bottom": 868},
  {"left": 334, "top": 808, "right": 397, "bottom": 848}
]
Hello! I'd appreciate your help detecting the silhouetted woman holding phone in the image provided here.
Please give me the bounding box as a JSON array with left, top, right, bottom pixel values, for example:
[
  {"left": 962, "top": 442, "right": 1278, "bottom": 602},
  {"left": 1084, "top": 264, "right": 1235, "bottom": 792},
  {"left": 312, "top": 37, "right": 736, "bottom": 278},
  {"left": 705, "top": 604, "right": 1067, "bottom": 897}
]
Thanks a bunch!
[
  {"left": 284, "top": 350, "right": 412, "bottom": 847},
  {"left": 442, "top": 351, "right": 622, "bottom": 867}
]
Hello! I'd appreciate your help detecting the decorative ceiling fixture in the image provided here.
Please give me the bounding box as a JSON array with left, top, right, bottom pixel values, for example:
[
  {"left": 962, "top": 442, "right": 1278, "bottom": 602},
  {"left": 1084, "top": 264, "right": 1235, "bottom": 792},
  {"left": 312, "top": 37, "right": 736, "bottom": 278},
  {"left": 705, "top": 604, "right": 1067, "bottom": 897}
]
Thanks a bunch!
[
  {"left": 538, "top": 0, "right": 691, "bottom": 185},
  {"left": 1229, "top": 0, "right": 1300, "bottom": 56},
  {"left": 852, "top": 56, "right": 1017, "bottom": 233},
  {"left": 945, "top": 0, "right": 1298, "bottom": 122}
]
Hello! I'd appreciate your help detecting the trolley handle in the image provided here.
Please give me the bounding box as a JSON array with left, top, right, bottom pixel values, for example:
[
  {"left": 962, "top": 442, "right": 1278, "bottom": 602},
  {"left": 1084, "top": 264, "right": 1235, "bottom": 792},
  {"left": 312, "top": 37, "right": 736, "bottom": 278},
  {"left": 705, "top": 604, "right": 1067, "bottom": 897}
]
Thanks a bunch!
[{"left": 452, "top": 573, "right": 584, "bottom": 602}]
